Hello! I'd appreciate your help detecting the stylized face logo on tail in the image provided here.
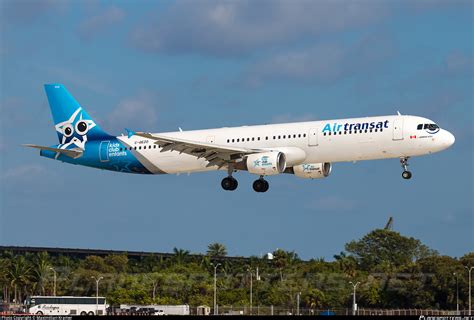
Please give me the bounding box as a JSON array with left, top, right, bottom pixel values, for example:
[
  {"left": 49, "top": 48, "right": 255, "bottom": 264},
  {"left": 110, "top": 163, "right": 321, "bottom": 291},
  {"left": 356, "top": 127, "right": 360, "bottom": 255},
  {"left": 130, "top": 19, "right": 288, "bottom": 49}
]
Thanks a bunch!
[{"left": 55, "top": 107, "right": 96, "bottom": 150}]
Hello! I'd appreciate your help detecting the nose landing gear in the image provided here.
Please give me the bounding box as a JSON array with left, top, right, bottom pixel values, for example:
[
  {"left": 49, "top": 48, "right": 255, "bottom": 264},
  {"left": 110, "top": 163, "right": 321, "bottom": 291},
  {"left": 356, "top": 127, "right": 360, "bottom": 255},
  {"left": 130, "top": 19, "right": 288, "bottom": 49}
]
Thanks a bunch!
[
  {"left": 400, "top": 157, "right": 412, "bottom": 180},
  {"left": 253, "top": 176, "right": 269, "bottom": 193}
]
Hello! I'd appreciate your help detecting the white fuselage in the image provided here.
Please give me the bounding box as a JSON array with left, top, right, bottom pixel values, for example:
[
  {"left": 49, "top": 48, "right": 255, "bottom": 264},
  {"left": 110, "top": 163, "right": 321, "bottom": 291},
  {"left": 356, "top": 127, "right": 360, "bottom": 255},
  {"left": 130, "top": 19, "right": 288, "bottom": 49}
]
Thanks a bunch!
[{"left": 117, "top": 115, "right": 455, "bottom": 175}]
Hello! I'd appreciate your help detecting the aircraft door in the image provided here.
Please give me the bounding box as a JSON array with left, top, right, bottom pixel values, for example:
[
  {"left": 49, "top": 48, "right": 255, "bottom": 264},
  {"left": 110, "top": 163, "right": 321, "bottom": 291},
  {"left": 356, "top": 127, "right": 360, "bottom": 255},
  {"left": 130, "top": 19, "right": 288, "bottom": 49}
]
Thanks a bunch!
[
  {"left": 99, "top": 141, "right": 110, "bottom": 162},
  {"left": 393, "top": 119, "right": 404, "bottom": 140},
  {"left": 308, "top": 128, "right": 319, "bottom": 146}
]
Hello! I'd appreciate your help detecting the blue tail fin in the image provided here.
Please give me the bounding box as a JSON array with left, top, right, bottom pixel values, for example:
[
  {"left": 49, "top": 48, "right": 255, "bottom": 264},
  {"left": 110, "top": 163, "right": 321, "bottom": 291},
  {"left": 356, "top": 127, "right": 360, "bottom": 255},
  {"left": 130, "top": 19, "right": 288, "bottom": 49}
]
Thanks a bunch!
[{"left": 44, "top": 84, "right": 111, "bottom": 147}]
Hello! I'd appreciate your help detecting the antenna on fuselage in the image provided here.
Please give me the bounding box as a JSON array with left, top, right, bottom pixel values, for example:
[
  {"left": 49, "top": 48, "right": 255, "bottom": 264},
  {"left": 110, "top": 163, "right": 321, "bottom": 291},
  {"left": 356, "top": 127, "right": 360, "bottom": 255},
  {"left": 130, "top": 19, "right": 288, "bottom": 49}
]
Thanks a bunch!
[
  {"left": 178, "top": 127, "right": 183, "bottom": 132},
  {"left": 397, "top": 111, "right": 402, "bottom": 116}
]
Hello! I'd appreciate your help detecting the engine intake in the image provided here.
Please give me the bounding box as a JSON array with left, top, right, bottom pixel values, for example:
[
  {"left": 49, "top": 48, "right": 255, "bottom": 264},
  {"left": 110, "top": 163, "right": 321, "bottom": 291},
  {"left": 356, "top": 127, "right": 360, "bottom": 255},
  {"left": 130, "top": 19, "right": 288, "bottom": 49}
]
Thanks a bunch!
[
  {"left": 292, "top": 162, "right": 332, "bottom": 179},
  {"left": 246, "top": 152, "right": 286, "bottom": 176}
]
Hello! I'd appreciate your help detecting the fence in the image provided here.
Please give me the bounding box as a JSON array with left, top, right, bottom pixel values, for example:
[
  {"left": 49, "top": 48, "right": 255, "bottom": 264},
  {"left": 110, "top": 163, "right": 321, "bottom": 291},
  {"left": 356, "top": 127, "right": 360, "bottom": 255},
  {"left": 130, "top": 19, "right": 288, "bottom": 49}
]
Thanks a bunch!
[{"left": 213, "top": 306, "right": 470, "bottom": 316}]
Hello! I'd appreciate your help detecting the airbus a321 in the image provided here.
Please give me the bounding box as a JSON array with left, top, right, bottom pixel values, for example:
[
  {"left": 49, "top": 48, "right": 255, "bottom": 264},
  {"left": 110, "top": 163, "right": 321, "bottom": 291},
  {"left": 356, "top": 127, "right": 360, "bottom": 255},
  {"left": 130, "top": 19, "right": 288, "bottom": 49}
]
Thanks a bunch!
[{"left": 25, "top": 84, "right": 455, "bottom": 192}]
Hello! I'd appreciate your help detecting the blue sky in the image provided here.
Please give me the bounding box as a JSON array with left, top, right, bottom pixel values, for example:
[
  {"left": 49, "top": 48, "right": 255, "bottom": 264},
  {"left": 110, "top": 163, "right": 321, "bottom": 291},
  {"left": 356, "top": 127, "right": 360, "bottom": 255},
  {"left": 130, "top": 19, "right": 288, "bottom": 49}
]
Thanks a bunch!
[{"left": 0, "top": 0, "right": 472, "bottom": 260}]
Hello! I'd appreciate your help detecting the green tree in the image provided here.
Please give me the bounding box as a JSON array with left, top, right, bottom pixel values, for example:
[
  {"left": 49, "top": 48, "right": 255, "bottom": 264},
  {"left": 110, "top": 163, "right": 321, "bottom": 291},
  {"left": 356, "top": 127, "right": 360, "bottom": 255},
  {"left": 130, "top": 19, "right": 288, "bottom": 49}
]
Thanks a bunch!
[
  {"left": 173, "top": 248, "right": 190, "bottom": 265},
  {"left": 207, "top": 243, "right": 227, "bottom": 258},
  {"left": 345, "top": 229, "right": 437, "bottom": 271},
  {"left": 9, "top": 256, "right": 32, "bottom": 303},
  {"left": 32, "top": 252, "right": 52, "bottom": 295},
  {"left": 105, "top": 254, "right": 128, "bottom": 273}
]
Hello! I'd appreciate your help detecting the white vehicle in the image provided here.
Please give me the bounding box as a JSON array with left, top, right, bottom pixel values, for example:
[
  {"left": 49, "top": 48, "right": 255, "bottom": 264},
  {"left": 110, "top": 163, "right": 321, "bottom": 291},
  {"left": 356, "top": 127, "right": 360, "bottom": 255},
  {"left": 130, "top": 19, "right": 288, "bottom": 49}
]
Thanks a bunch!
[
  {"left": 26, "top": 84, "right": 455, "bottom": 192},
  {"left": 120, "top": 304, "right": 190, "bottom": 315},
  {"left": 26, "top": 296, "right": 107, "bottom": 316}
]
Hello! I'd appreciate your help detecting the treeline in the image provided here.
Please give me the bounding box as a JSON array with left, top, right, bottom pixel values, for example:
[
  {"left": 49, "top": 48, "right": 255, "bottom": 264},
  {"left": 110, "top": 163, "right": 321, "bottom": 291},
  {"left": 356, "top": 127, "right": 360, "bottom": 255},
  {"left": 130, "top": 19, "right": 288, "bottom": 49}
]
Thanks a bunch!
[{"left": 0, "top": 230, "right": 472, "bottom": 310}]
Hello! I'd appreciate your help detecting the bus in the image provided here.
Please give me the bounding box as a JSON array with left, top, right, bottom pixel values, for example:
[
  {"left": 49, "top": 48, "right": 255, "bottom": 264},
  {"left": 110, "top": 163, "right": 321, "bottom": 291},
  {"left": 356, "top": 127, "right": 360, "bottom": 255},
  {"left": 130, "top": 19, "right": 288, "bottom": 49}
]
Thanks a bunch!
[{"left": 26, "top": 296, "right": 107, "bottom": 315}]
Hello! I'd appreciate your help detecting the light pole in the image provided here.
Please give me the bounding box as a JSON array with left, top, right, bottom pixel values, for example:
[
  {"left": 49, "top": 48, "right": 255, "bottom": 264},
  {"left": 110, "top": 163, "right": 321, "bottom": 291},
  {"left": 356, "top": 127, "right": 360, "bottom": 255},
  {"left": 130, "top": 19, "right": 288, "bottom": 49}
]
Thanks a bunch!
[
  {"left": 91, "top": 276, "right": 103, "bottom": 315},
  {"left": 296, "top": 291, "right": 301, "bottom": 316},
  {"left": 466, "top": 266, "right": 473, "bottom": 316},
  {"left": 49, "top": 267, "right": 57, "bottom": 296},
  {"left": 210, "top": 263, "right": 221, "bottom": 315},
  {"left": 249, "top": 269, "right": 253, "bottom": 315},
  {"left": 453, "top": 272, "right": 459, "bottom": 314},
  {"left": 349, "top": 281, "right": 360, "bottom": 316}
]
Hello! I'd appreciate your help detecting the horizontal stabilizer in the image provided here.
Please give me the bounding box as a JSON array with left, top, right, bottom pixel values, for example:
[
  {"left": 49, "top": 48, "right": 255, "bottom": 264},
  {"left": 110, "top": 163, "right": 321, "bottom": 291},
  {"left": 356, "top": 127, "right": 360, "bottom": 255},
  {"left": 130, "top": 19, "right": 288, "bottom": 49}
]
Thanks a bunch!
[{"left": 23, "top": 144, "right": 83, "bottom": 159}]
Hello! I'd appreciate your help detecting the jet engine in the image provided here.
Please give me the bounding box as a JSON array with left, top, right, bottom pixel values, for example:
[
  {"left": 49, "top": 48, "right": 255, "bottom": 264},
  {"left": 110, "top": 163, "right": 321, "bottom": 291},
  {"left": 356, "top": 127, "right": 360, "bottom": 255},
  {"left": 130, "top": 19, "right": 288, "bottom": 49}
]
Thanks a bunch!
[
  {"left": 246, "top": 152, "right": 286, "bottom": 176},
  {"left": 292, "top": 162, "right": 332, "bottom": 179}
]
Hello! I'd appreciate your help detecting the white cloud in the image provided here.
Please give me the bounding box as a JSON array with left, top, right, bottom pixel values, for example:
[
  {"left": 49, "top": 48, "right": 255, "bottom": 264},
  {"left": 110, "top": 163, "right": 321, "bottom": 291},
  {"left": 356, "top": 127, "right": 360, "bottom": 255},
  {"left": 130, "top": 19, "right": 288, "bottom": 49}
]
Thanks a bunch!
[
  {"left": 131, "top": 0, "right": 386, "bottom": 56},
  {"left": 105, "top": 90, "right": 159, "bottom": 132},
  {"left": 78, "top": 5, "right": 125, "bottom": 40}
]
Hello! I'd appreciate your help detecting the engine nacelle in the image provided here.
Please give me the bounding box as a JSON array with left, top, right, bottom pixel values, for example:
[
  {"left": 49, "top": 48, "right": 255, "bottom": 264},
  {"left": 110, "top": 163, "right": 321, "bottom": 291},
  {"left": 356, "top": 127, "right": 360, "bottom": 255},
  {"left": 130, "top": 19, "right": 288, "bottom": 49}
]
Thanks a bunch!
[
  {"left": 246, "top": 152, "right": 286, "bottom": 176},
  {"left": 292, "top": 162, "right": 332, "bottom": 179}
]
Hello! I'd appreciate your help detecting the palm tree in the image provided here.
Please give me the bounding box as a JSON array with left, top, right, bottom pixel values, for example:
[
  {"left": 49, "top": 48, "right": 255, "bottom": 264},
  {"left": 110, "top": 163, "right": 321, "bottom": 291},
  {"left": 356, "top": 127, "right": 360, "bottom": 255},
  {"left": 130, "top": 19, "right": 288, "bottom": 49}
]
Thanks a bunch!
[
  {"left": 9, "top": 256, "right": 32, "bottom": 303},
  {"left": 0, "top": 258, "right": 12, "bottom": 302},
  {"left": 32, "top": 252, "right": 52, "bottom": 295},
  {"left": 172, "top": 248, "right": 190, "bottom": 265},
  {"left": 207, "top": 243, "right": 227, "bottom": 257}
]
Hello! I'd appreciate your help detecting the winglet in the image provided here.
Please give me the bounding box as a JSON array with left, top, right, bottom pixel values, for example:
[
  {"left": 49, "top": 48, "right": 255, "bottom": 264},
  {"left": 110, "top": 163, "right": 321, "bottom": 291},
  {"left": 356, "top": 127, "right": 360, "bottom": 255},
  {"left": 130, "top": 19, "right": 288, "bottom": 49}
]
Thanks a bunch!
[{"left": 125, "top": 128, "right": 136, "bottom": 138}]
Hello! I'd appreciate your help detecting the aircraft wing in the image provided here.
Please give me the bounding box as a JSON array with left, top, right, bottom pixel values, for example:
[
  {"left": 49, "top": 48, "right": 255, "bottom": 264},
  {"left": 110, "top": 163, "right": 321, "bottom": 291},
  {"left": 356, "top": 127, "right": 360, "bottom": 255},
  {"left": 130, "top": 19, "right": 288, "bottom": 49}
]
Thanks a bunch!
[
  {"left": 135, "top": 132, "right": 263, "bottom": 168},
  {"left": 23, "top": 144, "right": 83, "bottom": 159}
]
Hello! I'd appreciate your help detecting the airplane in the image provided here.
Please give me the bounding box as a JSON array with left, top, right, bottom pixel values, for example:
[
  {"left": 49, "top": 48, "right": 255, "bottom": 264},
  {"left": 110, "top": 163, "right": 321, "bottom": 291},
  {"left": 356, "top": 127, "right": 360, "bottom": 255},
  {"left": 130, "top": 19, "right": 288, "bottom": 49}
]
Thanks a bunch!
[{"left": 24, "top": 84, "right": 455, "bottom": 192}]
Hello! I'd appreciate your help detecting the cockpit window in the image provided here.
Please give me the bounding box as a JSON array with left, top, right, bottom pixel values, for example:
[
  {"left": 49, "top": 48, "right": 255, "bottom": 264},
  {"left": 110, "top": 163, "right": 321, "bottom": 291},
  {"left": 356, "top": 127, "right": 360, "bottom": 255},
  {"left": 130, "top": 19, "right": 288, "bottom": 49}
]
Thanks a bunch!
[
  {"left": 417, "top": 124, "right": 423, "bottom": 130},
  {"left": 424, "top": 123, "right": 439, "bottom": 130}
]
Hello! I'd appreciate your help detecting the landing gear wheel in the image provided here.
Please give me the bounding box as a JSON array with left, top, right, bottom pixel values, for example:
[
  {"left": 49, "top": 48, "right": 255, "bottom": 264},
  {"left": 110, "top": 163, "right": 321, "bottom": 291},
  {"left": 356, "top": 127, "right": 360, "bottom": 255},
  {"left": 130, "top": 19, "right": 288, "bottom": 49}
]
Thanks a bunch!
[
  {"left": 221, "top": 177, "right": 238, "bottom": 191},
  {"left": 36, "top": 311, "right": 44, "bottom": 315},
  {"left": 253, "top": 178, "right": 269, "bottom": 193},
  {"left": 400, "top": 157, "right": 412, "bottom": 180}
]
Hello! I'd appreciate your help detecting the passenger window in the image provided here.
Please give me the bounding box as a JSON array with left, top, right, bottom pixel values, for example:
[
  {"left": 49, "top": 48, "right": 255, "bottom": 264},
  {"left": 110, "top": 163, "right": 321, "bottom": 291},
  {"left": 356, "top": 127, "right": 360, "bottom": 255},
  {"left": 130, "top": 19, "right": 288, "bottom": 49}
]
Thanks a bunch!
[
  {"left": 298, "top": 134, "right": 301, "bottom": 138},
  {"left": 232, "top": 139, "right": 235, "bottom": 143},
  {"left": 339, "top": 132, "right": 342, "bottom": 135},
  {"left": 324, "top": 132, "right": 327, "bottom": 136},
  {"left": 375, "top": 129, "right": 378, "bottom": 132},
  {"left": 329, "top": 132, "right": 332, "bottom": 136},
  {"left": 227, "top": 139, "right": 229, "bottom": 143},
  {"left": 247, "top": 138, "right": 250, "bottom": 141},
  {"left": 273, "top": 136, "right": 276, "bottom": 139},
  {"left": 258, "top": 137, "right": 260, "bottom": 141},
  {"left": 278, "top": 135, "right": 281, "bottom": 139},
  {"left": 252, "top": 137, "right": 254, "bottom": 141},
  {"left": 303, "top": 134, "right": 306, "bottom": 137},
  {"left": 237, "top": 139, "right": 240, "bottom": 142},
  {"left": 364, "top": 130, "right": 367, "bottom": 133},
  {"left": 344, "top": 131, "right": 347, "bottom": 135}
]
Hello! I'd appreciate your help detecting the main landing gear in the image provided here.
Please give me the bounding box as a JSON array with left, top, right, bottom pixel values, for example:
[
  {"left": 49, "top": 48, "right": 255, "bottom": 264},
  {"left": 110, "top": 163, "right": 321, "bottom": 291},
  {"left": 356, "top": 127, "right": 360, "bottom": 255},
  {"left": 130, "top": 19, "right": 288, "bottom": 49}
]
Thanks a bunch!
[
  {"left": 221, "top": 165, "right": 238, "bottom": 191},
  {"left": 221, "top": 176, "right": 238, "bottom": 191},
  {"left": 221, "top": 167, "right": 269, "bottom": 192},
  {"left": 400, "top": 157, "right": 412, "bottom": 180},
  {"left": 253, "top": 176, "right": 269, "bottom": 193}
]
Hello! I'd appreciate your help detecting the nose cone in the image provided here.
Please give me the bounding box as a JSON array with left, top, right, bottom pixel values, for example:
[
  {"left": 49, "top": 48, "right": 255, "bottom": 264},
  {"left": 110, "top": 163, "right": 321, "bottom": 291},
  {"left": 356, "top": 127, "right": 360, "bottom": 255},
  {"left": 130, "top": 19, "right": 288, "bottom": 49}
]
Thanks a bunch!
[{"left": 443, "top": 130, "right": 455, "bottom": 148}]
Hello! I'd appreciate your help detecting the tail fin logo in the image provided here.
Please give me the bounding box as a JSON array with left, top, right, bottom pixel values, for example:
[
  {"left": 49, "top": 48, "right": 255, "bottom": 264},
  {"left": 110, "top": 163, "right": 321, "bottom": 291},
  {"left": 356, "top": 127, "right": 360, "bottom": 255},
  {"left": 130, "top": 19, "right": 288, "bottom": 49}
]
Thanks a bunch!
[{"left": 55, "top": 107, "right": 96, "bottom": 150}]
